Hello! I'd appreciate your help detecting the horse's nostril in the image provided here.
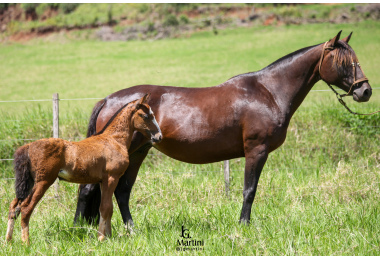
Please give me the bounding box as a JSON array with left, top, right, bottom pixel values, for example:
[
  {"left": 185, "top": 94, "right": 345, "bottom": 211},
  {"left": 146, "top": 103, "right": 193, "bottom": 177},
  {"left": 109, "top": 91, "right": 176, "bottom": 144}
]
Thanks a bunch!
[{"left": 363, "top": 88, "right": 371, "bottom": 97}]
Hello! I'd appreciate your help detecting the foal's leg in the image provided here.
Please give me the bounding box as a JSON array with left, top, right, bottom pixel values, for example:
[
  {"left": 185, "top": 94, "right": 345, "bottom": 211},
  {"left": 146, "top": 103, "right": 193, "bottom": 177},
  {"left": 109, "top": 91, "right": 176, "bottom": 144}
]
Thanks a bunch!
[
  {"left": 6, "top": 187, "right": 36, "bottom": 242},
  {"left": 98, "top": 176, "right": 119, "bottom": 241},
  {"left": 114, "top": 142, "right": 151, "bottom": 230},
  {"left": 74, "top": 134, "right": 149, "bottom": 226},
  {"left": 6, "top": 198, "right": 21, "bottom": 242},
  {"left": 20, "top": 180, "right": 54, "bottom": 244},
  {"left": 239, "top": 143, "right": 268, "bottom": 224}
]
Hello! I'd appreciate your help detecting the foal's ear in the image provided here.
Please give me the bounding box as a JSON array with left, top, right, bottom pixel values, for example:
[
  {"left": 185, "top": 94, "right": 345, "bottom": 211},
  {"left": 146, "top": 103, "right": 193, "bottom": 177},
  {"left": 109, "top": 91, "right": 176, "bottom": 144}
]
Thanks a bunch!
[
  {"left": 134, "top": 93, "right": 150, "bottom": 109},
  {"left": 328, "top": 30, "right": 342, "bottom": 47},
  {"left": 341, "top": 32, "right": 353, "bottom": 44},
  {"left": 141, "top": 93, "right": 151, "bottom": 104}
]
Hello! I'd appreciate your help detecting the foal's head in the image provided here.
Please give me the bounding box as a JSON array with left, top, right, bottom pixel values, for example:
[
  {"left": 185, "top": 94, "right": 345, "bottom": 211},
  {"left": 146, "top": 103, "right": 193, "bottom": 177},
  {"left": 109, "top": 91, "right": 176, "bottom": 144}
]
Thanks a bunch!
[
  {"left": 319, "top": 31, "right": 372, "bottom": 102},
  {"left": 131, "top": 94, "right": 162, "bottom": 144}
]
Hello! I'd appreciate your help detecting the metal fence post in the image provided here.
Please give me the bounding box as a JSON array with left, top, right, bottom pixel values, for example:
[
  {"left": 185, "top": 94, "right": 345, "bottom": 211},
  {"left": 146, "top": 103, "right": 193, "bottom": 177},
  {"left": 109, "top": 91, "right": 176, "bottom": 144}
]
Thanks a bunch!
[
  {"left": 224, "top": 160, "right": 230, "bottom": 198},
  {"left": 53, "top": 93, "right": 59, "bottom": 199}
]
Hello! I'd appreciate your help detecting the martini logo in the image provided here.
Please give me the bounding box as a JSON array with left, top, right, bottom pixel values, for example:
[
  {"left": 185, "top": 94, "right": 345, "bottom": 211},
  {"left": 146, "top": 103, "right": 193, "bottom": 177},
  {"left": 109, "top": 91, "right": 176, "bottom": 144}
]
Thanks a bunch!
[{"left": 176, "top": 225, "right": 204, "bottom": 252}]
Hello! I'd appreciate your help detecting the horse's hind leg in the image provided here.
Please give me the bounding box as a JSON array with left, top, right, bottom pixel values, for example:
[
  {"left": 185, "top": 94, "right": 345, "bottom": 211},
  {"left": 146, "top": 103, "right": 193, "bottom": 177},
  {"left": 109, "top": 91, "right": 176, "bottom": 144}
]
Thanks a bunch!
[
  {"left": 20, "top": 180, "right": 53, "bottom": 244},
  {"left": 98, "top": 176, "right": 119, "bottom": 241},
  {"left": 6, "top": 198, "right": 21, "bottom": 242}
]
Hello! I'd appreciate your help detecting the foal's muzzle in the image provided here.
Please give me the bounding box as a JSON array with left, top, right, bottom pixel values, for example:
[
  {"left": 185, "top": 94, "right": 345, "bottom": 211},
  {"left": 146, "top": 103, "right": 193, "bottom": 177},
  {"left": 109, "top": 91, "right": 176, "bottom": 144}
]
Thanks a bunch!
[{"left": 151, "top": 132, "right": 162, "bottom": 144}]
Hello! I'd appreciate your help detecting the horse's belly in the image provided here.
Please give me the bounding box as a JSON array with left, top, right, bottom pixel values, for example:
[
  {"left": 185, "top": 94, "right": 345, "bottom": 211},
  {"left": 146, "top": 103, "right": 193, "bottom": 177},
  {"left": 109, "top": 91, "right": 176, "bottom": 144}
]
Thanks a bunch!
[{"left": 155, "top": 134, "right": 244, "bottom": 164}]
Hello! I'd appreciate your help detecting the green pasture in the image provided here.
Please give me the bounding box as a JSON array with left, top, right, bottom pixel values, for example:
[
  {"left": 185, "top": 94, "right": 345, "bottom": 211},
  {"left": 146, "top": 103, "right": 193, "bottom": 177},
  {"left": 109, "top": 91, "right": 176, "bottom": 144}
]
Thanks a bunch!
[{"left": 1, "top": 21, "right": 380, "bottom": 255}]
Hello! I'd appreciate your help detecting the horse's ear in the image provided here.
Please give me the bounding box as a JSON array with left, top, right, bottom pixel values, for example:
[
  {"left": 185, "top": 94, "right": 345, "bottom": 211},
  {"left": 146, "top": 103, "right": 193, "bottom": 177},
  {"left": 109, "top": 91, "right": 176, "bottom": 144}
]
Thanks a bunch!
[
  {"left": 342, "top": 32, "right": 353, "bottom": 44},
  {"left": 328, "top": 30, "right": 342, "bottom": 47}
]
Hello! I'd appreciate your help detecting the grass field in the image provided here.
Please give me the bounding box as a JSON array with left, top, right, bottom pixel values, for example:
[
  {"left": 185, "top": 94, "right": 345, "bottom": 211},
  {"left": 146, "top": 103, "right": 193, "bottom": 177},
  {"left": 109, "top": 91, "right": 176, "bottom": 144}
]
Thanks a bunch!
[{"left": 1, "top": 21, "right": 380, "bottom": 255}]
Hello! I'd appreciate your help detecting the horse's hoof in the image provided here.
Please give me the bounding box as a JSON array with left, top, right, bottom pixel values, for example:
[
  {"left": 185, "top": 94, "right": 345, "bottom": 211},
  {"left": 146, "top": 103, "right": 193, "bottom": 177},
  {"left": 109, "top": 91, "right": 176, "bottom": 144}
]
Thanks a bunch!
[
  {"left": 125, "top": 223, "right": 135, "bottom": 236},
  {"left": 239, "top": 219, "right": 250, "bottom": 225},
  {"left": 98, "top": 235, "right": 106, "bottom": 242}
]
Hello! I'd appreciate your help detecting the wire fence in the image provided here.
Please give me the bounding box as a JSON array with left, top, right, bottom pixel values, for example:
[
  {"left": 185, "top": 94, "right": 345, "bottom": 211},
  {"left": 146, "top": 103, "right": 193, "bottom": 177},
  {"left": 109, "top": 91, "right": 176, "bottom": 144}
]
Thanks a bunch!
[{"left": 1, "top": 91, "right": 379, "bottom": 197}]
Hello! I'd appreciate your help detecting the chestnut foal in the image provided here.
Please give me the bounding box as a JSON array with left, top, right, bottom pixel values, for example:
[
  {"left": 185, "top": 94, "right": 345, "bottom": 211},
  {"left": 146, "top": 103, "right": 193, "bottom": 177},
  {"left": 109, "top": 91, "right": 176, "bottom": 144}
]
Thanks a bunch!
[{"left": 6, "top": 94, "right": 162, "bottom": 244}]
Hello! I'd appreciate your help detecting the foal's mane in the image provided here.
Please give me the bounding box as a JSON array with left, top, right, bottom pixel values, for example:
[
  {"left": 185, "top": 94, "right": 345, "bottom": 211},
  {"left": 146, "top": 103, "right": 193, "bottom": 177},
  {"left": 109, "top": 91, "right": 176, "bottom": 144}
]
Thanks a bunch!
[{"left": 94, "top": 100, "right": 136, "bottom": 136}]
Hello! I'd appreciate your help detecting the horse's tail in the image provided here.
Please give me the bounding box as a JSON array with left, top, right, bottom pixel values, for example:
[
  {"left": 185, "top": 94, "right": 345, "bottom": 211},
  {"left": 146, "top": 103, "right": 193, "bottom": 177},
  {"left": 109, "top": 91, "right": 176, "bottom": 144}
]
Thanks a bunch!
[
  {"left": 86, "top": 98, "right": 107, "bottom": 138},
  {"left": 14, "top": 145, "right": 33, "bottom": 202}
]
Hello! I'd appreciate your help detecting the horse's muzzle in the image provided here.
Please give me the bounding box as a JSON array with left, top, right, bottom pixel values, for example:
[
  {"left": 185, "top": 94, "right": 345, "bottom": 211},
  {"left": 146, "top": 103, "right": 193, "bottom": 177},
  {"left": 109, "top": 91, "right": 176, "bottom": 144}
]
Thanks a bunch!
[{"left": 353, "top": 83, "right": 372, "bottom": 102}]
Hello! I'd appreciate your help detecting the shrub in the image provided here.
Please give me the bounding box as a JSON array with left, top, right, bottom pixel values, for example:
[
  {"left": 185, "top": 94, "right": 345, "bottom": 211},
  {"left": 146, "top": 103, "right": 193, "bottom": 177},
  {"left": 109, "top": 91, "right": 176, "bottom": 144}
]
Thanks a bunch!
[
  {"left": 163, "top": 14, "right": 179, "bottom": 27},
  {"left": 36, "top": 3, "right": 49, "bottom": 17},
  {"left": 179, "top": 14, "right": 189, "bottom": 24},
  {"left": 59, "top": 3, "right": 80, "bottom": 14},
  {"left": 0, "top": 3, "right": 9, "bottom": 13},
  {"left": 20, "top": 3, "right": 39, "bottom": 12}
]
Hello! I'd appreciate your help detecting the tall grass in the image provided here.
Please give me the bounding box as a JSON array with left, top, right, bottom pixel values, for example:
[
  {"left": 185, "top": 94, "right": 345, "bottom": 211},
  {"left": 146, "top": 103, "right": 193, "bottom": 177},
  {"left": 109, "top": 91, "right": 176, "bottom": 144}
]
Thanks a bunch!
[{"left": 1, "top": 22, "right": 380, "bottom": 255}]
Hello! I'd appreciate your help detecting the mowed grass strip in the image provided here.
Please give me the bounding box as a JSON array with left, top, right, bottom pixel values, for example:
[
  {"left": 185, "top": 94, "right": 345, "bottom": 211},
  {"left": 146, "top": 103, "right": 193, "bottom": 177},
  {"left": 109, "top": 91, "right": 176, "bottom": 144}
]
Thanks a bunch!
[{"left": 1, "top": 21, "right": 380, "bottom": 255}]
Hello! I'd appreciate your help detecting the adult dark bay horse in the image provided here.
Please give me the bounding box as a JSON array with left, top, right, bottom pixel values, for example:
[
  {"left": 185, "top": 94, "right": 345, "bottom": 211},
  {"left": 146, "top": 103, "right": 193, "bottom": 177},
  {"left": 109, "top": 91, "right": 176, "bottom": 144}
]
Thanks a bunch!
[{"left": 74, "top": 31, "right": 372, "bottom": 227}]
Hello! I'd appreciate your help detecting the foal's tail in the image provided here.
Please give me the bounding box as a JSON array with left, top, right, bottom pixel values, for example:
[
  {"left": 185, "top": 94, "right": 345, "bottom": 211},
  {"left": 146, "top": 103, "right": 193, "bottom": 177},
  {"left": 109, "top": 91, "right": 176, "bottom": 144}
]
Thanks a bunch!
[
  {"left": 14, "top": 145, "right": 33, "bottom": 202},
  {"left": 86, "top": 98, "right": 107, "bottom": 137}
]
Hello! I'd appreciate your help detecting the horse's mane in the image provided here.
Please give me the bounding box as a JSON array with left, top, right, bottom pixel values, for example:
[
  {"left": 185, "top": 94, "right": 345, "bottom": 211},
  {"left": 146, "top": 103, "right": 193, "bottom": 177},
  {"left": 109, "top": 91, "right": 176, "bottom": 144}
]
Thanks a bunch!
[
  {"left": 228, "top": 44, "right": 319, "bottom": 81},
  {"left": 264, "top": 44, "right": 320, "bottom": 69},
  {"left": 94, "top": 100, "right": 135, "bottom": 136},
  {"left": 228, "top": 41, "right": 355, "bottom": 80}
]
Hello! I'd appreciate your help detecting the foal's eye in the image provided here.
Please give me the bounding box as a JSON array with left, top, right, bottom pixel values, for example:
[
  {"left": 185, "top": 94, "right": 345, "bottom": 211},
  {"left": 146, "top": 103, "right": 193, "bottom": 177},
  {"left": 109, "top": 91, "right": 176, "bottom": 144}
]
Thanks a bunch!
[{"left": 142, "top": 114, "right": 149, "bottom": 119}]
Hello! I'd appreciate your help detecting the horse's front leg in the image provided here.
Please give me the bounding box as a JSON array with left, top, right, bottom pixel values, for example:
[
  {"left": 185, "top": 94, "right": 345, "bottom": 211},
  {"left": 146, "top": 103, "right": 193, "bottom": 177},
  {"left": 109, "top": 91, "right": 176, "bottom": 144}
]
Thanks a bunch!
[
  {"left": 98, "top": 175, "right": 119, "bottom": 242},
  {"left": 74, "top": 183, "right": 101, "bottom": 225},
  {"left": 114, "top": 142, "right": 151, "bottom": 230},
  {"left": 240, "top": 143, "right": 268, "bottom": 224}
]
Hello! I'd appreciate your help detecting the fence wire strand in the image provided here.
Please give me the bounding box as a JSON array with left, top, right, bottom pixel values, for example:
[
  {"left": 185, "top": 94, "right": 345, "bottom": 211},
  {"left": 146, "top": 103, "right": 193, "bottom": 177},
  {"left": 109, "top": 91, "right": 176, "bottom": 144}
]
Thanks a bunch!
[{"left": 1, "top": 92, "right": 379, "bottom": 182}]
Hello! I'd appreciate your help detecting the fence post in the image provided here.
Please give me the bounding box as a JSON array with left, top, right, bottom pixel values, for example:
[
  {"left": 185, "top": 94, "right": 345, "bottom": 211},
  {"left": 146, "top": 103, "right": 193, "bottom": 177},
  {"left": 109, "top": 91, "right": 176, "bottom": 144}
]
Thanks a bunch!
[
  {"left": 53, "top": 93, "right": 59, "bottom": 199},
  {"left": 224, "top": 160, "right": 230, "bottom": 198}
]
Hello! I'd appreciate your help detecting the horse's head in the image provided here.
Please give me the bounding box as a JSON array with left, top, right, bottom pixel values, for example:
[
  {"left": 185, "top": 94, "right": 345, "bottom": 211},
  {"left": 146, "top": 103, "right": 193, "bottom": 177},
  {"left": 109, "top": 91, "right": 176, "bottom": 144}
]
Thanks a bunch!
[
  {"left": 319, "top": 31, "right": 372, "bottom": 102},
  {"left": 132, "top": 93, "right": 162, "bottom": 144}
]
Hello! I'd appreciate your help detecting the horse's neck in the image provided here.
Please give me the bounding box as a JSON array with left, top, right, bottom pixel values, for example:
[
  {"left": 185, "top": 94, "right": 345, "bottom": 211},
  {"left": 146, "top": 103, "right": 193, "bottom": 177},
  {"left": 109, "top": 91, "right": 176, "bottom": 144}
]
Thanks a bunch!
[
  {"left": 102, "top": 109, "right": 135, "bottom": 149},
  {"left": 259, "top": 44, "right": 322, "bottom": 119}
]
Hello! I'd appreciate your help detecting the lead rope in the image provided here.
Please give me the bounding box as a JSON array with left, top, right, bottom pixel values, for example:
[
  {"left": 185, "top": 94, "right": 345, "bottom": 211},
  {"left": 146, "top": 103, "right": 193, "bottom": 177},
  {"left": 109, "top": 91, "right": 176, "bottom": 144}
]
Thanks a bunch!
[{"left": 319, "top": 41, "right": 380, "bottom": 116}]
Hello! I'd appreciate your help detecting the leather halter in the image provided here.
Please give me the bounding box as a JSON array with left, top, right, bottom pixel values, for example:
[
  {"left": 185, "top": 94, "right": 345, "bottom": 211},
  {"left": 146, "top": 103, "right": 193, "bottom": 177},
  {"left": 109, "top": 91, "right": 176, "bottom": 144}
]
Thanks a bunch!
[{"left": 318, "top": 41, "right": 379, "bottom": 116}]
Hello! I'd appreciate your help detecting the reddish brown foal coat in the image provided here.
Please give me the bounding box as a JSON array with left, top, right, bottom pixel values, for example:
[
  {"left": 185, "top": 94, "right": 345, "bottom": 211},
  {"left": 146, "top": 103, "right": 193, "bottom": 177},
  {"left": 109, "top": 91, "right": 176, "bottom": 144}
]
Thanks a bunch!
[{"left": 6, "top": 94, "right": 162, "bottom": 243}]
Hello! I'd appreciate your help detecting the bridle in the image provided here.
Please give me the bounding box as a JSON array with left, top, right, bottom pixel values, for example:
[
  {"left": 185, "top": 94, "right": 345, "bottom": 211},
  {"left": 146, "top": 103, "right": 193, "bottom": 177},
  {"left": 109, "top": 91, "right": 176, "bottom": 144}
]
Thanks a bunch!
[{"left": 318, "top": 41, "right": 379, "bottom": 116}]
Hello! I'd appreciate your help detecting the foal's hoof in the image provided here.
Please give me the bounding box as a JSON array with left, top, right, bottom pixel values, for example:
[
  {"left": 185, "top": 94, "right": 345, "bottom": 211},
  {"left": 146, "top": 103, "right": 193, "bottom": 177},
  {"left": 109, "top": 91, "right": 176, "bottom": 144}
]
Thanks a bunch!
[{"left": 98, "top": 235, "right": 106, "bottom": 242}]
